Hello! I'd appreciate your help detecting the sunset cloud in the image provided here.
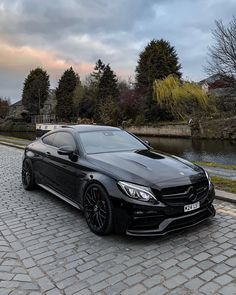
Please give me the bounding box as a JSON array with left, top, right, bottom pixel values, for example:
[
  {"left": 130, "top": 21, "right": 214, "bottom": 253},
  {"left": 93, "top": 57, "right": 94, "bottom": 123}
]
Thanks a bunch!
[{"left": 0, "top": 0, "right": 235, "bottom": 102}]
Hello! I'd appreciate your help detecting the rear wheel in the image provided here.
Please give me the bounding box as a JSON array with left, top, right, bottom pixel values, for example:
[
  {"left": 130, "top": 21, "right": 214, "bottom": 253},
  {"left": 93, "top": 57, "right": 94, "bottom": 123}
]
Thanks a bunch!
[
  {"left": 22, "top": 159, "right": 36, "bottom": 190},
  {"left": 84, "top": 183, "right": 113, "bottom": 235}
]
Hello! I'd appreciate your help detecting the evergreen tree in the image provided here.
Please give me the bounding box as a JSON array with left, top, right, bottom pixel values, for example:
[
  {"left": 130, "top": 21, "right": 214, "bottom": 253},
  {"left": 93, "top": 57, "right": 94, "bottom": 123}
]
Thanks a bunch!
[
  {"left": 91, "top": 59, "right": 106, "bottom": 85},
  {"left": 55, "top": 67, "right": 77, "bottom": 121},
  {"left": 22, "top": 68, "right": 50, "bottom": 114},
  {"left": 135, "top": 39, "right": 181, "bottom": 94},
  {"left": 0, "top": 97, "right": 10, "bottom": 118},
  {"left": 98, "top": 64, "right": 119, "bottom": 101}
]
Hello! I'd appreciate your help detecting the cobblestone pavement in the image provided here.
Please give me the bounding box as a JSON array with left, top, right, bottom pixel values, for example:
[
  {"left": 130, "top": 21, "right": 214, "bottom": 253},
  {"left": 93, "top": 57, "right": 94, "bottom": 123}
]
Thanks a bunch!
[{"left": 0, "top": 145, "right": 236, "bottom": 295}]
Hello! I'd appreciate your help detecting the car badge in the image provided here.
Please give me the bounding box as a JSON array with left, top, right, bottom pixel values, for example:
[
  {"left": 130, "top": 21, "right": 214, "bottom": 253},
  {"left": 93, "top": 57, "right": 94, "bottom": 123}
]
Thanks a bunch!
[{"left": 180, "top": 172, "right": 185, "bottom": 176}]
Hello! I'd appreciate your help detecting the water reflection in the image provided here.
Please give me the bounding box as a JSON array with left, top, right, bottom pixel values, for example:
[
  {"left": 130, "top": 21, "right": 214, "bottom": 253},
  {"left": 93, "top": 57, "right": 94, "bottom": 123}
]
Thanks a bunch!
[{"left": 141, "top": 136, "right": 236, "bottom": 165}]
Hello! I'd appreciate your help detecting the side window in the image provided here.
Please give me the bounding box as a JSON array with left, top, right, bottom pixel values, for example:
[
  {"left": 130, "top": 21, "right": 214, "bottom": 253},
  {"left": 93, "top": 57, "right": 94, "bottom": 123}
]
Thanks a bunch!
[
  {"left": 42, "top": 133, "right": 56, "bottom": 146},
  {"left": 53, "top": 132, "right": 76, "bottom": 149}
]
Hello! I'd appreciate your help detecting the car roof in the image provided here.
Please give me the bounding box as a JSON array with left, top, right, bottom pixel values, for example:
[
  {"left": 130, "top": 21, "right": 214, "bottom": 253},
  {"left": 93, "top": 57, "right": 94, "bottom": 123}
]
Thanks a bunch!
[
  {"left": 70, "top": 124, "right": 121, "bottom": 132},
  {"left": 44, "top": 124, "right": 122, "bottom": 134}
]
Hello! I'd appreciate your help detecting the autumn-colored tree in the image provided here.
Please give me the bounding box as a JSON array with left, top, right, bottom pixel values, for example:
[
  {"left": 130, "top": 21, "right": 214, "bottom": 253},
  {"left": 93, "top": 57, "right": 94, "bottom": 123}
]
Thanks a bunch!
[{"left": 153, "top": 75, "right": 210, "bottom": 119}]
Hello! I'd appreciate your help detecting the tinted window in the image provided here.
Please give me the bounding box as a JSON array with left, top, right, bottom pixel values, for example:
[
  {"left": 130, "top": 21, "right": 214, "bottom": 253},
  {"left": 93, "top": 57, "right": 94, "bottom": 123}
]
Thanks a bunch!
[
  {"left": 42, "top": 133, "right": 56, "bottom": 146},
  {"left": 78, "top": 130, "right": 146, "bottom": 154},
  {"left": 53, "top": 132, "right": 76, "bottom": 149}
]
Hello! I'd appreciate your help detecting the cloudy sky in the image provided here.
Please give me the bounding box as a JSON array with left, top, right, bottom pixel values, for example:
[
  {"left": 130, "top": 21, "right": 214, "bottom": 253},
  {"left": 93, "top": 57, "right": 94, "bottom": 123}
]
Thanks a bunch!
[{"left": 0, "top": 0, "right": 235, "bottom": 103}]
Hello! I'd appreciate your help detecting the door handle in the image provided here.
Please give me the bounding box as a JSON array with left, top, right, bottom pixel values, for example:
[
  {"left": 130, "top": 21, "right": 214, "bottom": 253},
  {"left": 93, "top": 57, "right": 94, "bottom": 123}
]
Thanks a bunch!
[{"left": 46, "top": 151, "right": 51, "bottom": 156}]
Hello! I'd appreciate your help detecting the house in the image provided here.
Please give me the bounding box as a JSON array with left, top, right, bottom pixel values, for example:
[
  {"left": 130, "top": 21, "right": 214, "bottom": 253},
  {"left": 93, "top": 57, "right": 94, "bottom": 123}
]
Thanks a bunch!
[
  {"left": 40, "top": 89, "right": 56, "bottom": 115},
  {"left": 9, "top": 100, "right": 24, "bottom": 117},
  {"left": 9, "top": 90, "right": 57, "bottom": 118},
  {"left": 199, "top": 74, "right": 234, "bottom": 95}
]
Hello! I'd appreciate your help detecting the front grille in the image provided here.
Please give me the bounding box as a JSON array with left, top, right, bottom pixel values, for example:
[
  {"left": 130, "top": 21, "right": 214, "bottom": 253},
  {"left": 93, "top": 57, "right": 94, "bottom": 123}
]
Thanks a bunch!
[{"left": 159, "top": 180, "right": 209, "bottom": 206}]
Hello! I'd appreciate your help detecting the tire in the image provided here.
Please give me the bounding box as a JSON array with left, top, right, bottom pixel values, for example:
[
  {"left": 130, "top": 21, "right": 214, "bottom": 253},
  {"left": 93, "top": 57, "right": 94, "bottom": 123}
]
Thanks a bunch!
[
  {"left": 22, "top": 159, "right": 36, "bottom": 190},
  {"left": 84, "top": 183, "right": 113, "bottom": 235}
]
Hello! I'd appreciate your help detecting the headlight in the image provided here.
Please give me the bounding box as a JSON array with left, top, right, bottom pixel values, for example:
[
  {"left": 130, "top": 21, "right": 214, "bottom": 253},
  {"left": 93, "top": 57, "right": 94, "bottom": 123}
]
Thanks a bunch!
[
  {"left": 118, "top": 181, "right": 157, "bottom": 202},
  {"left": 204, "top": 170, "right": 211, "bottom": 185}
]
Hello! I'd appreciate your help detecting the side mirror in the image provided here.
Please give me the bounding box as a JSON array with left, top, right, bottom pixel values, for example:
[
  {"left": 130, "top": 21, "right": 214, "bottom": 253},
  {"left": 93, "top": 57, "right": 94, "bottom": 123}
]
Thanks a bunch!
[{"left": 57, "top": 146, "right": 75, "bottom": 156}]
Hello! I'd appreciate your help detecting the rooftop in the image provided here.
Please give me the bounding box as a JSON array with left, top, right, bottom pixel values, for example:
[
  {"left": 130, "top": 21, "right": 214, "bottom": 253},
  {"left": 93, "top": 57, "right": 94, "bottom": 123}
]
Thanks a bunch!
[{"left": 68, "top": 124, "right": 121, "bottom": 132}]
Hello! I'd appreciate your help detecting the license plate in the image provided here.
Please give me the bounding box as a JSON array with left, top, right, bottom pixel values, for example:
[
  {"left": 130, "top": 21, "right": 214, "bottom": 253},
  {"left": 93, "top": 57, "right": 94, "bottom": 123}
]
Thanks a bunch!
[{"left": 184, "top": 201, "right": 200, "bottom": 212}]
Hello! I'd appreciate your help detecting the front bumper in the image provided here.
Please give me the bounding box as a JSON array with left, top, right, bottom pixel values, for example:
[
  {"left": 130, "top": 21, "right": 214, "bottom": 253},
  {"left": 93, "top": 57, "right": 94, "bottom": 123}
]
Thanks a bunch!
[
  {"left": 112, "top": 184, "right": 215, "bottom": 236},
  {"left": 126, "top": 204, "right": 215, "bottom": 236}
]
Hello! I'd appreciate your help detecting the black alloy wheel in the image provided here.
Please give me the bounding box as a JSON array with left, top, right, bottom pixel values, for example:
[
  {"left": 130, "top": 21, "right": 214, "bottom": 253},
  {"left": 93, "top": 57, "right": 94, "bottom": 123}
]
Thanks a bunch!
[
  {"left": 84, "top": 184, "right": 113, "bottom": 235},
  {"left": 22, "top": 159, "right": 36, "bottom": 190}
]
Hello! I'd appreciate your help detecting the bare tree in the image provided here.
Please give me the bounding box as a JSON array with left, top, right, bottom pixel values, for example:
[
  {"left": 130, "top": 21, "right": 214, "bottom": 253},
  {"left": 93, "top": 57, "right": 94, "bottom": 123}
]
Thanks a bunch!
[{"left": 206, "top": 17, "right": 236, "bottom": 86}]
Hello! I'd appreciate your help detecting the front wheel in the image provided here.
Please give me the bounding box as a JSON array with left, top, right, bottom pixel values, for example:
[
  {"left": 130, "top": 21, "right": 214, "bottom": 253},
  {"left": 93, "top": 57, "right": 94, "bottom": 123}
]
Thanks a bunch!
[
  {"left": 22, "top": 159, "right": 36, "bottom": 190},
  {"left": 84, "top": 184, "right": 113, "bottom": 235}
]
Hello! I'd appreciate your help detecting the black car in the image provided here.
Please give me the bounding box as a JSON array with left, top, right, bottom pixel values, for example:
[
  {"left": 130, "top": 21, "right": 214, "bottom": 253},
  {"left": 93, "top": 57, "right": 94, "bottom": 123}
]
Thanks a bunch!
[{"left": 22, "top": 125, "right": 215, "bottom": 236}]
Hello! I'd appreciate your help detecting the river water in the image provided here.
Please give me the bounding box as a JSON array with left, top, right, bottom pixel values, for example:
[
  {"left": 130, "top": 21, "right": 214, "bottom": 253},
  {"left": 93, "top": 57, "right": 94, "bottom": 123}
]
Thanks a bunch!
[
  {"left": 0, "top": 131, "right": 235, "bottom": 165},
  {"left": 140, "top": 136, "right": 236, "bottom": 165}
]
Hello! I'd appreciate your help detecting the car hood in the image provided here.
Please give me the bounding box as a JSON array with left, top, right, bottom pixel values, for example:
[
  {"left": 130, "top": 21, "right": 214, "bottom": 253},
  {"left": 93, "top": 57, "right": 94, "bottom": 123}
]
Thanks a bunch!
[{"left": 87, "top": 149, "right": 206, "bottom": 188}]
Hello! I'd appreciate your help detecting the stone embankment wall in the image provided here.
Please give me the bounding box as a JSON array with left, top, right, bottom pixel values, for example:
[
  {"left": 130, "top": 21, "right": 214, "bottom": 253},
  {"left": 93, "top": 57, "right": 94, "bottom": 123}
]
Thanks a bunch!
[
  {"left": 126, "top": 124, "right": 191, "bottom": 138},
  {"left": 126, "top": 117, "right": 236, "bottom": 140},
  {"left": 192, "top": 117, "right": 236, "bottom": 140}
]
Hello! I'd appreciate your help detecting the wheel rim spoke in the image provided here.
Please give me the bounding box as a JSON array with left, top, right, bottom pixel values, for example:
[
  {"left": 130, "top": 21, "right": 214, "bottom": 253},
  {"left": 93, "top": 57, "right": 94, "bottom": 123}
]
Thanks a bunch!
[
  {"left": 85, "top": 186, "right": 108, "bottom": 231},
  {"left": 22, "top": 163, "right": 31, "bottom": 185}
]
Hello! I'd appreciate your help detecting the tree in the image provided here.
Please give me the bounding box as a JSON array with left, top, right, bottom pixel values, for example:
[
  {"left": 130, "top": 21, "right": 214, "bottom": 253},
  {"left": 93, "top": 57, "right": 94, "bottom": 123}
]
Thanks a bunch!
[
  {"left": 98, "top": 64, "right": 119, "bottom": 101},
  {"left": 153, "top": 75, "right": 210, "bottom": 119},
  {"left": 98, "top": 96, "right": 120, "bottom": 125},
  {"left": 136, "top": 39, "right": 181, "bottom": 94},
  {"left": 0, "top": 97, "right": 10, "bottom": 119},
  {"left": 206, "top": 17, "right": 236, "bottom": 85},
  {"left": 91, "top": 59, "right": 106, "bottom": 85},
  {"left": 73, "top": 75, "right": 84, "bottom": 117},
  {"left": 76, "top": 84, "right": 97, "bottom": 119},
  {"left": 119, "top": 88, "right": 144, "bottom": 122},
  {"left": 22, "top": 68, "right": 50, "bottom": 114},
  {"left": 55, "top": 67, "right": 77, "bottom": 121}
]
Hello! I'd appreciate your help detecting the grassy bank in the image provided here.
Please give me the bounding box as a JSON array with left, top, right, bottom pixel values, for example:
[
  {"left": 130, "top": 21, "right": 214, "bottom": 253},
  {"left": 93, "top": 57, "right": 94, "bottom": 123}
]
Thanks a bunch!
[
  {"left": 194, "top": 161, "right": 236, "bottom": 170},
  {"left": 212, "top": 176, "right": 236, "bottom": 194},
  {"left": 0, "top": 121, "right": 35, "bottom": 132}
]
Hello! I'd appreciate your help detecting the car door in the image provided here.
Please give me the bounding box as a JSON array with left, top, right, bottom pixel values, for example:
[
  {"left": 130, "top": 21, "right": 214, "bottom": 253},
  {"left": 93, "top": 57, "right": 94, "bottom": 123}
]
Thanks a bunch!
[
  {"left": 44, "top": 131, "right": 78, "bottom": 199},
  {"left": 34, "top": 132, "right": 56, "bottom": 186}
]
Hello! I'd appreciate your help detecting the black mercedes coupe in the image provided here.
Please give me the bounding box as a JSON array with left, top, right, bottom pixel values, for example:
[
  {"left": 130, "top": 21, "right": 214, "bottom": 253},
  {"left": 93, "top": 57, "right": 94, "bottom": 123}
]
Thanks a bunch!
[{"left": 22, "top": 125, "right": 215, "bottom": 236}]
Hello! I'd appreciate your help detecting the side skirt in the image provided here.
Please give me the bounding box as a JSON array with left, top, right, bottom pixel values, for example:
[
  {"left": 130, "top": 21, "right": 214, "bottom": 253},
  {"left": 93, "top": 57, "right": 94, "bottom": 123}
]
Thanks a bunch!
[{"left": 37, "top": 183, "right": 82, "bottom": 211}]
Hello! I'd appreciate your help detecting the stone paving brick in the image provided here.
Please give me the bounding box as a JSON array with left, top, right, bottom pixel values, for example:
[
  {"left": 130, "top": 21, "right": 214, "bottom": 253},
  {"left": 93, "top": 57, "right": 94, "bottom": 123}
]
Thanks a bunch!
[
  {"left": 184, "top": 277, "right": 205, "bottom": 291},
  {"left": 163, "top": 274, "right": 188, "bottom": 289},
  {"left": 218, "top": 283, "right": 236, "bottom": 294},
  {"left": 121, "top": 283, "right": 146, "bottom": 295},
  {"left": 145, "top": 285, "right": 168, "bottom": 295},
  {"left": 183, "top": 266, "right": 203, "bottom": 278},
  {"left": 214, "top": 274, "right": 234, "bottom": 286},
  {"left": 104, "top": 282, "right": 128, "bottom": 295},
  {"left": 13, "top": 274, "right": 32, "bottom": 282},
  {"left": 0, "top": 145, "right": 236, "bottom": 294},
  {"left": 199, "top": 281, "right": 221, "bottom": 294}
]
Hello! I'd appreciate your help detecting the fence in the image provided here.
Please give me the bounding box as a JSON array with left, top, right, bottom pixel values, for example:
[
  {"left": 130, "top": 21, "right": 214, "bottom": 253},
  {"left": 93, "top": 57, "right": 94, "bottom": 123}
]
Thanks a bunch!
[{"left": 31, "top": 114, "right": 56, "bottom": 124}]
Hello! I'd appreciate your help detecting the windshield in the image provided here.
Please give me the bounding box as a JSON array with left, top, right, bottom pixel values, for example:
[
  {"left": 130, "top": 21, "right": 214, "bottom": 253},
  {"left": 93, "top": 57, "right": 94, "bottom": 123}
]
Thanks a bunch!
[{"left": 78, "top": 130, "right": 147, "bottom": 154}]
